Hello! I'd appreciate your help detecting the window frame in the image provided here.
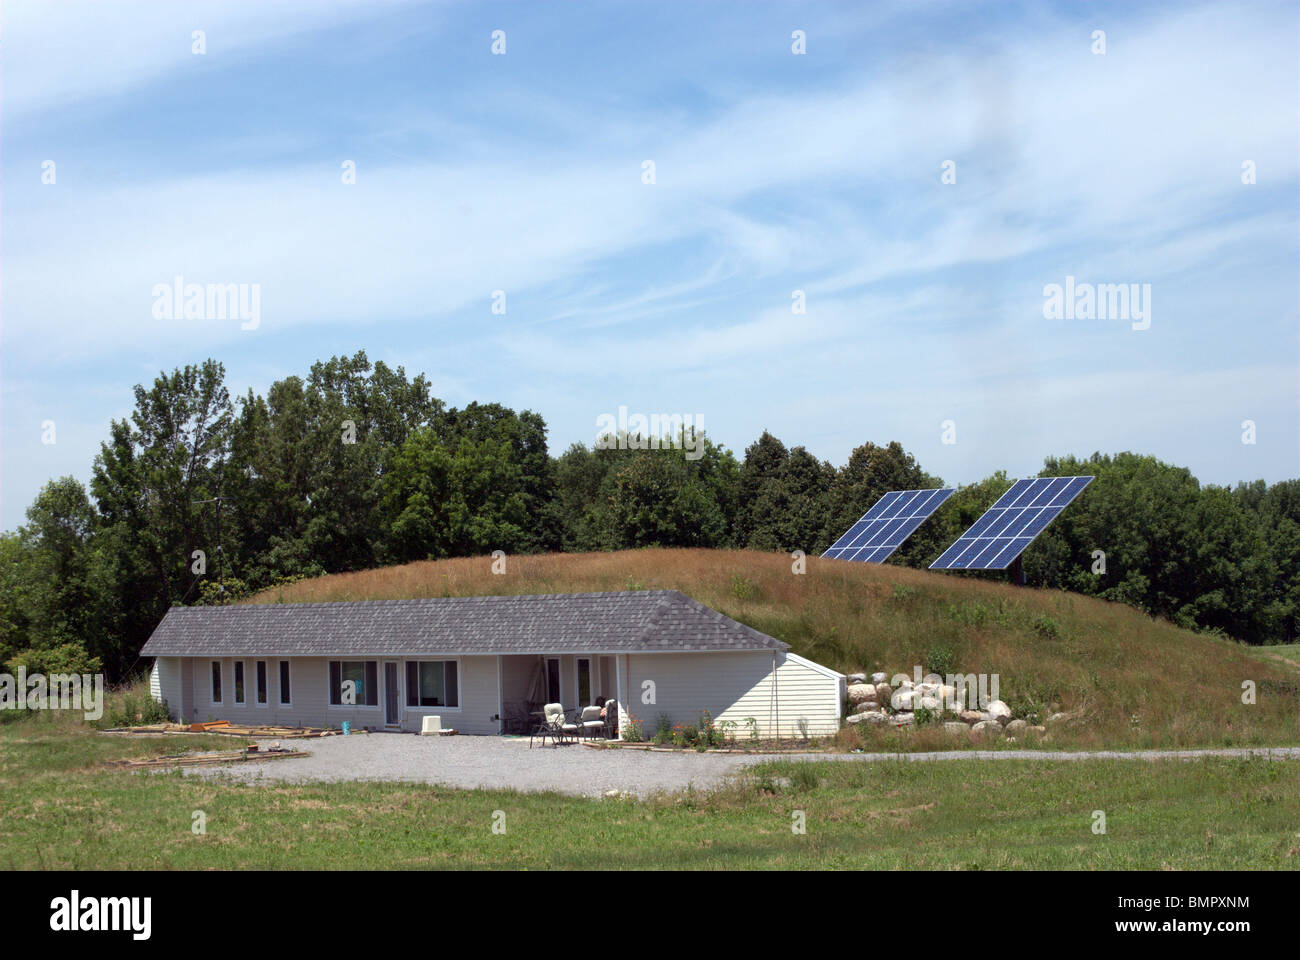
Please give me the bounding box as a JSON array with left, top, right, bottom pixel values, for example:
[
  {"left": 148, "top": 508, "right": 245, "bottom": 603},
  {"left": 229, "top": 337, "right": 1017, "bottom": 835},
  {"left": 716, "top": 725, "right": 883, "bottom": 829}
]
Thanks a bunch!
[
  {"left": 328, "top": 660, "right": 379, "bottom": 707},
  {"left": 233, "top": 660, "right": 245, "bottom": 705},
  {"left": 278, "top": 660, "right": 292, "bottom": 706},
  {"left": 255, "top": 660, "right": 268, "bottom": 706},
  {"left": 403, "top": 658, "right": 461, "bottom": 711},
  {"left": 211, "top": 660, "right": 222, "bottom": 704}
]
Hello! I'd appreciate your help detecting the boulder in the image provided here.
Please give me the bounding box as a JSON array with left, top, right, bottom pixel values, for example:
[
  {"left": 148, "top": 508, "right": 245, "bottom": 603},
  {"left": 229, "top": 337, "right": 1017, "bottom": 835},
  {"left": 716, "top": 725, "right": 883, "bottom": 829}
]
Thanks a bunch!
[
  {"left": 874, "top": 683, "right": 893, "bottom": 705},
  {"left": 986, "top": 700, "right": 1012, "bottom": 723},
  {"left": 870, "top": 672, "right": 888, "bottom": 685},
  {"left": 918, "top": 695, "right": 941, "bottom": 711},
  {"left": 892, "top": 689, "right": 920, "bottom": 710},
  {"left": 852, "top": 701, "right": 882, "bottom": 715},
  {"left": 970, "top": 720, "right": 1003, "bottom": 742},
  {"left": 917, "top": 681, "right": 940, "bottom": 695},
  {"left": 1005, "top": 718, "right": 1029, "bottom": 737},
  {"left": 847, "top": 683, "right": 875, "bottom": 704},
  {"left": 846, "top": 710, "right": 887, "bottom": 726},
  {"left": 890, "top": 711, "right": 915, "bottom": 727},
  {"left": 848, "top": 673, "right": 867, "bottom": 684},
  {"left": 958, "top": 710, "right": 982, "bottom": 724},
  {"left": 1047, "top": 711, "right": 1083, "bottom": 727}
]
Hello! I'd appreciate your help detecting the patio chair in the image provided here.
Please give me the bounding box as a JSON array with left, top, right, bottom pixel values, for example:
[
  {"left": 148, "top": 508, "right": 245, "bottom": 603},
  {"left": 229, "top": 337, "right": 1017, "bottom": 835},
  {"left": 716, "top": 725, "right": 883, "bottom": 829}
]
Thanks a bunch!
[
  {"left": 529, "top": 703, "right": 568, "bottom": 749},
  {"left": 560, "top": 708, "right": 583, "bottom": 743},
  {"left": 580, "top": 705, "right": 604, "bottom": 740}
]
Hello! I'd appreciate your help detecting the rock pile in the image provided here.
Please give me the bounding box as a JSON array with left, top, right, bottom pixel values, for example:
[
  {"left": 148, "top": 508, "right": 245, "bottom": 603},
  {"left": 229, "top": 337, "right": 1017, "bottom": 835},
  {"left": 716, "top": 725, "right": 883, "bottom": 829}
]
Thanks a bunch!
[{"left": 843, "top": 671, "right": 1051, "bottom": 744}]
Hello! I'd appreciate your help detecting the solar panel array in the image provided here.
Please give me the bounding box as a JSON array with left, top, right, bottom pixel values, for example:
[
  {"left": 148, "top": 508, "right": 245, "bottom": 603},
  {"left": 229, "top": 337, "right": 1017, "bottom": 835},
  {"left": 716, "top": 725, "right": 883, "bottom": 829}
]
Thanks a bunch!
[
  {"left": 928, "top": 476, "right": 1094, "bottom": 570},
  {"left": 822, "top": 488, "right": 955, "bottom": 564}
]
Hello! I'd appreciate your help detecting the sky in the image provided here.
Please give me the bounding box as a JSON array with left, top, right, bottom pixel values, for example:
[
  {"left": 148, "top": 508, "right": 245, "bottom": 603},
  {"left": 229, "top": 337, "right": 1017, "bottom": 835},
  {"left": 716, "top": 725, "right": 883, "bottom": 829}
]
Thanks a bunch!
[{"left": 2, "top": 0, "right": 1297, "bottom": 531}]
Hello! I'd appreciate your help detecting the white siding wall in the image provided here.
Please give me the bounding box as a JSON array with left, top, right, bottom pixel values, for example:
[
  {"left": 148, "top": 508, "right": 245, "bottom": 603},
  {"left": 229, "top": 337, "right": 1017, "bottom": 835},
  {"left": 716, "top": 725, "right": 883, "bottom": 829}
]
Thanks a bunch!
[
  {"left": 625, "top": 651, "right": 843, "bottom": 738},
  {"left": 150, "top": 649, "right": 844, "bottom": 737},
  {"left": 154, "top": 657, "right": 185, "bottom": 722},
  {"left": 166, "top": 655, "right": 498, "bottom": 733}
]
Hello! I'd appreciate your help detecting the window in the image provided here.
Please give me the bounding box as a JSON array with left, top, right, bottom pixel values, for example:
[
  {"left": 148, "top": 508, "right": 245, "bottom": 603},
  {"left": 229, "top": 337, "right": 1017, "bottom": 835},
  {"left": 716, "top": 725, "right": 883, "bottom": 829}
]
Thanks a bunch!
[
  {"left": 234, "top": 661, "right": 245, "bottom": 704},
  {"left": 329, "top": 661, "right": 378, "bottom": 706},
  {"left": 211, "top": 661, "right": 222, "bottom": 703},
  {"left": 279, "top": 661, "right": 291, "bottom": 705},
  {"left": 577, "top": 658, "right": 592, "bottom": 706},
  {"left": 405, "top": 661, "right": 458, "bottom": 708},
  {"left": 256, "top": 661, "right": 268, "bottom": 705}
]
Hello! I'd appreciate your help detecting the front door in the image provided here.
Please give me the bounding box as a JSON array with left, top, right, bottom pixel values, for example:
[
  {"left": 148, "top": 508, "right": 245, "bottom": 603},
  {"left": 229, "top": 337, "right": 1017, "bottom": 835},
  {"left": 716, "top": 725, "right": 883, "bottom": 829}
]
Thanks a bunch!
[{"left": 384, "top": 661, "right": 400, "bottom": 726}]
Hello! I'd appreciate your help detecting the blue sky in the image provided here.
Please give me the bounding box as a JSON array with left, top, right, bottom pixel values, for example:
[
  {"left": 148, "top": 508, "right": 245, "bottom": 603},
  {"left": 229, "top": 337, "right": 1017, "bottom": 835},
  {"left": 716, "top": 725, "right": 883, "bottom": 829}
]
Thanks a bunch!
[{"left": 2, "top": 0, "right": 1297, "bottom": 531}]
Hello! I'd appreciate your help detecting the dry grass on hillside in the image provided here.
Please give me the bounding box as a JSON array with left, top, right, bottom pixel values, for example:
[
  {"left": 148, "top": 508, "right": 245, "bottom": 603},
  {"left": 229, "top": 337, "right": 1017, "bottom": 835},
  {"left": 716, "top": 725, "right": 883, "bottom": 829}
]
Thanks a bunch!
[{"left": 249, "top": 548, "right": 1300, "bottom": 750}]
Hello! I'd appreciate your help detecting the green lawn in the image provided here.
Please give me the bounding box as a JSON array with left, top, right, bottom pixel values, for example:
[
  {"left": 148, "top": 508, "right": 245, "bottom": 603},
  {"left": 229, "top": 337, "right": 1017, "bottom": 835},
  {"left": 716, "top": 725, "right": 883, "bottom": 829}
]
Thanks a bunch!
[{"left": 3, "top": 717, "right": 1298, "bottom": 869}]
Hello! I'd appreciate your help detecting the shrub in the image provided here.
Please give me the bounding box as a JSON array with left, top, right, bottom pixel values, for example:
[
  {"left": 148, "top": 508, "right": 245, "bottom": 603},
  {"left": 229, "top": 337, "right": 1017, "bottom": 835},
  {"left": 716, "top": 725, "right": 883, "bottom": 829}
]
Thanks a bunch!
[
  {"left": 4, "top": 643, "right": 103, "bottom": 677},
  {"left": 1032, "top": 614, "right": 1062, "bottom": 641},
  {"left": 731, "top": 574, "right": 756, "bottom": 600}
]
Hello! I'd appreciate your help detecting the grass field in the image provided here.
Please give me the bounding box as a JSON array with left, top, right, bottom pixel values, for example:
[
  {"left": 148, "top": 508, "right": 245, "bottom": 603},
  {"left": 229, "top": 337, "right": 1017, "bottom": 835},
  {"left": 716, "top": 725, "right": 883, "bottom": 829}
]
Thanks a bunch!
[
  {"left": 7, "top": 550, "right": 1298, "bottom": 871},
  {"left": 249, "top": 548, "right": 1300, "bottom": 751},
  {"left": 2, "top": 714, "right": 1298, "bottom": 869}
]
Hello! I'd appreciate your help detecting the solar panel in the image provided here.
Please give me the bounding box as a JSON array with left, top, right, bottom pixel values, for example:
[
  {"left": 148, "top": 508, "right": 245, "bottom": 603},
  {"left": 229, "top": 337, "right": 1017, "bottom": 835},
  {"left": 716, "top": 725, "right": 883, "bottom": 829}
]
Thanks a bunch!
[
  {"left": 822, "top": 488, "right": 955, "bottom": 564},
  {"left": 928, "top": 476, "right": 1094, "bottom": 570}
]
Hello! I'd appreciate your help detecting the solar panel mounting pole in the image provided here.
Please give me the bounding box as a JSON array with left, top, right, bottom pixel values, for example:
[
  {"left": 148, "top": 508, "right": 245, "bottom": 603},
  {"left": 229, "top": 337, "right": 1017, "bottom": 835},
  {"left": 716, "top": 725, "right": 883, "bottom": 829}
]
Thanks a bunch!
[{"left": 1011, "top": 555, "right": 1026, "bottom": 587}]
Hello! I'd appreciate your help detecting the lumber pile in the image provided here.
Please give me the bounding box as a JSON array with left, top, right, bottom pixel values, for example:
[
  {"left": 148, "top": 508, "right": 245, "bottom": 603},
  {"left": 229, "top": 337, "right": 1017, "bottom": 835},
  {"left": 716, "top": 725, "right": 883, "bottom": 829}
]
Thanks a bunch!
[
  {"left": 104, "top": 721, "right": 355, "bottom": 738},
  {"left": 186, "top": 722, "right": 351, "bottom": 738}
]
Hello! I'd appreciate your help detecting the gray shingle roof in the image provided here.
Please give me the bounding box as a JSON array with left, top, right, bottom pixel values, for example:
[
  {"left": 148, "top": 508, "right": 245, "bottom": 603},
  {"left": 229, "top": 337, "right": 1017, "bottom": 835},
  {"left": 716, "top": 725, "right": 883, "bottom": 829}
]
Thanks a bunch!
[{"left": 139, "top": 590, "right": 789, "bottom": 657}]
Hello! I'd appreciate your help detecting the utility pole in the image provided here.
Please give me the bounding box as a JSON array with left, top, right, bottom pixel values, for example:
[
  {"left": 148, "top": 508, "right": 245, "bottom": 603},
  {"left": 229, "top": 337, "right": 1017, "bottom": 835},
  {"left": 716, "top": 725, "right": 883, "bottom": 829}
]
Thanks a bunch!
[{"left": 192, "top": 495, "right": 233, "bottom": 600}]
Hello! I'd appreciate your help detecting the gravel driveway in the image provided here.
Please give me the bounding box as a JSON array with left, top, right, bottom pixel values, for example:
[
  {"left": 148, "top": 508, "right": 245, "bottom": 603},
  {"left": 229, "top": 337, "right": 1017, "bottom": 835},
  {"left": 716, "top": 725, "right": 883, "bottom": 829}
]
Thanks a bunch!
[
  {"left": 184, "top": 735, "right": 1300, "bottom": 799},
  {"left": 185, "top": 735, "right": 758, "bottom": 797}
]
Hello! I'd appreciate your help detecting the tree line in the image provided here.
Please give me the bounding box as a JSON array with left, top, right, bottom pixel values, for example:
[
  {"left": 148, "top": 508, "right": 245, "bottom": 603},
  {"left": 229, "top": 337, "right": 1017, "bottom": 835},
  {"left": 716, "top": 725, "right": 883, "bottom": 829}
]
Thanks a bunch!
[{"left": 4, "top": 352, "right": 1297, "bottom": 679}]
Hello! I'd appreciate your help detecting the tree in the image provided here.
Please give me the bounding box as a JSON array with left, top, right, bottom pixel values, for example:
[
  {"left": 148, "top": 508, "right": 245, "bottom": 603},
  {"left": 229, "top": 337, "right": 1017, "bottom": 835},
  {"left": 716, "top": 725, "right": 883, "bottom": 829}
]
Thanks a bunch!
[
  {"left": 227, "top": 351, "right": 443, "bottom": 582},
  {"left": 90, "top": 360, "right": 232, "bottom": 674},
  {"left": 736, "top": 432, "right": 835, "bottom": 554}
]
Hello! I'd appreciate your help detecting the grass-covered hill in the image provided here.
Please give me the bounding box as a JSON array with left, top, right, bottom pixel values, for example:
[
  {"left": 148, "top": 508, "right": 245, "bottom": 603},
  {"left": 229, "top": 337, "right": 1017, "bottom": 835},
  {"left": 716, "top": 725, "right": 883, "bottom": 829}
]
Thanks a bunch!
[{"left": 249, "top": 548, "right": 1300, "bottom": 751}]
